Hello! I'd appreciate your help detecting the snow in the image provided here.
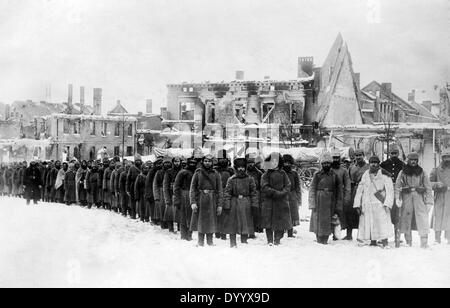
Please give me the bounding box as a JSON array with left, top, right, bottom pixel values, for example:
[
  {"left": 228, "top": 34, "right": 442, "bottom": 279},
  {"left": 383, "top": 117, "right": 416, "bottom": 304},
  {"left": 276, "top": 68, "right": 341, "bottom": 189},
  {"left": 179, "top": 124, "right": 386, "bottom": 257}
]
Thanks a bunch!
[{"left": 1, "top": 195, "right": 449, "bottom": 288}]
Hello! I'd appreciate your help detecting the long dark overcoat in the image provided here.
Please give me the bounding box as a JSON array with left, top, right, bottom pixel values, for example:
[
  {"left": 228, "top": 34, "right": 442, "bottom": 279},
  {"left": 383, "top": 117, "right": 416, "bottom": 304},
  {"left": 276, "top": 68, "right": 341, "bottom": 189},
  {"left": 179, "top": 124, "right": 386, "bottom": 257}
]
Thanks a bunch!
[
  {"left": 309, "top": 169, "right": 343, "bottom": 237},
  {"left": 261, "top": 169, "right": 292, "bottom": 231},
  {"left": 221, "top": 174, "right": 258, "bottom": 235},
  {"left": 189, "top": 167, "right": 223, "bottom": 234},
  {"left": 23, "top": 167, "right": 42, "bottom": 201},
  {"left": 173, "top": 169, "right": 195, "bottom": 231}
]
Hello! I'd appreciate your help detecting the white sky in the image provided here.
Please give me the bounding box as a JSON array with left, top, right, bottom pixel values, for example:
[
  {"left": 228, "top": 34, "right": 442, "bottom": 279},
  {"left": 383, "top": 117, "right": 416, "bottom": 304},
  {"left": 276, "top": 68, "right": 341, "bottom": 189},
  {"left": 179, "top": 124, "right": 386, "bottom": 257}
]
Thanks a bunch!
[{"left": 0, "top": 0, "right": 449, "bottom": 114}]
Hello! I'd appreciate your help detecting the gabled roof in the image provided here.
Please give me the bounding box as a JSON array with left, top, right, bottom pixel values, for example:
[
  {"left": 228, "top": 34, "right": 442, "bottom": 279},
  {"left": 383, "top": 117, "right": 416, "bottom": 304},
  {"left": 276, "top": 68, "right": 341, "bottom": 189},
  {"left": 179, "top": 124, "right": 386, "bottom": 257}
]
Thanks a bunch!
[
  {"left": 108, "top": 101, "right": 129, "bottom": 115},
  {"left": 315, "top": 34, "right": 364, "bottom": 126},
  {"left": 361, "top": 81, "right": 438, "bottom": 120}
]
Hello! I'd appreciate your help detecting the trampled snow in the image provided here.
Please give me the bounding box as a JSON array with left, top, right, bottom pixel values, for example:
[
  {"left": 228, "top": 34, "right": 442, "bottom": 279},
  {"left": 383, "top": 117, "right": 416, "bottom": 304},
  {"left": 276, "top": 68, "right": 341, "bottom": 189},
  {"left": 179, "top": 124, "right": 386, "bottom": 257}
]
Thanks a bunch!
[{"left": 0, "top": 195, "right": 449, "bottom": 288}]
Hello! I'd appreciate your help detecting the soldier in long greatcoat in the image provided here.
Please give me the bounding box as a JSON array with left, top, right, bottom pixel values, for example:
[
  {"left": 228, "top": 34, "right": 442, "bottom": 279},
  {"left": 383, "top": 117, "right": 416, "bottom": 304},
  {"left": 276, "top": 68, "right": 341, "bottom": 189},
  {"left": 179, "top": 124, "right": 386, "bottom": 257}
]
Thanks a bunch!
[
  {"left": 146, "top": 159, "right": 162, "bottom": 224},
  {"left": 64, "top": 163, "right": 77, "bottom": 205},
  {"left": 163, "top": 157, "right": 182, "bottom": 232},
  {"left": 189, "top": 154, "right": 223, "bottom": 247},
  {"left": 380, "top": 145, "right": 405, "bottom": 247},
  {"left": 23, "top": 161, "right": 43, "bottom": 205},
  {"left": 282, "top": 154, "right": 302, "bottom": 238},
  {"left": 135, "top": 163, "right": 150, "bottom": 222},
  {"left": 246, "top": 155, "right": 263, "bottom": 238},
  {"left": 354, "top": 156, "right": 394, "bottom": 248},
  {"left": 347, "top": 149, "right": 369, "bottom": 240},
  {"left": 154, "top": 158, "right": 172, "bottom": 229},
  {"left": 395, "top": 152, "right": 433, "bottom": 248},
  {"left": 215, "top": 150, "right": 234, "bottom": 240},
  {"left": 261, "top": 153, "right": 292, "bottom": 246},
  {"left": 309, "top": 152, "right": 343, "bottom": 245},
  {"left": 222, "top": 158, "right": 258, "bottom": 248},
  {"left": 430, "top": 149, "right": 450, "bottom": 244},
  {"left": 102, "top": 160, "right": 115, "bottom": 211},
  {"left": 331, "top": 150, "right": 351, "bottom": 240},
  {"left": 174, "top": 157, "right": 197, "bottom": 241}
]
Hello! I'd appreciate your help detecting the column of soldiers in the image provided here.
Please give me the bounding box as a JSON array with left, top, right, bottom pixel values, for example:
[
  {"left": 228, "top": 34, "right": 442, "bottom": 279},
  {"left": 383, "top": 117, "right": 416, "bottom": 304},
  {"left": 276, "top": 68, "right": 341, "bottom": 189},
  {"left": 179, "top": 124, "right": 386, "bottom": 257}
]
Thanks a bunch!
[{"left": 1, "top": 147, "right": 450, "bottom": 249}]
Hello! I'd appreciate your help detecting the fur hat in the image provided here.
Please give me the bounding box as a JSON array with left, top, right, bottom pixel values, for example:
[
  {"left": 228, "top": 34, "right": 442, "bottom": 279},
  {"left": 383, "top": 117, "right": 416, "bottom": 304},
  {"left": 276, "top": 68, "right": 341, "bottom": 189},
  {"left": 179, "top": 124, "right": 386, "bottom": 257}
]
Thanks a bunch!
[
  {"left": 331, "top": 149, "right": 341, "bottom": 157},
  {"left": 407, "top": 152, "right": 419, "bottom": 160},
  {"left": 389, "top": 144, "right": 400, "bottom": 153},
  {"left": 354, "top": 149, "right": 365, "bottom": 156},
  {"left": 320, "top": 152, "right": 333, "bottom": 164},
  {"left": 233, "top": 158, "right": 247, "bottom": 168},
  {"left": 369, "top": 156, "right": 380, "bottom": 163},
  {"left": 282, "top": 154, "right": 295, "bottom": 164}
]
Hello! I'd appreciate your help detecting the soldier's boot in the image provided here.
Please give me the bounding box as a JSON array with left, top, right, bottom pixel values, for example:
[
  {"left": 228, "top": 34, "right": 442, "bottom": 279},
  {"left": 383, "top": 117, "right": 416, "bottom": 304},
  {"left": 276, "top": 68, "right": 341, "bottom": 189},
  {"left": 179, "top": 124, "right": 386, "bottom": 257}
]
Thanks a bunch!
[
  {"left": 186, "top": 231, "right": 193, "bottom": 241},
  {"left": 206, "top": 234, "right": 214, "bottom": 246},
  {"left": 420, "top": 236, "right": 429, "bottom": 249},
  {"left": 197, "top": 233, "right": 205, "bottom": 247},
  {"left": 287, "top": 229, "right": 295, "bottom": 238},
  {"left": 394, "top": 228, "right": 401, "bottom": 248},
  {"left": 168, "top": 222, "right": 175, "bottom": 233},
  {"left": 370, "top": 240, "right": 378, "bottom": 246},
  {"left": 220, "top": 233, "right": 227, "bottom": 240},
  {"left": 249, "top": 233, "right": 256, "bottom": 239},
  {"left": 230, "top": 234, "right": 237, "bottom": 248},
  {"left": 405, "top": 232, "right": 413, "bottom": 247},
  {"left": 274, "top": 230, "right": 284, "bottom": 245},
  {"left": 215, "top": 233, "right": 221, "bottom": 239},
  {"left": 435, "top": 231, "right": 442, "bottom": 244},
  {"left": 344, "top": 229, "right": 353, "bottom": 240},
  {"left": 266, "top": 229, "right": 274, "bottom": 246},
  {"left": 241, "top": 234, "right": 248, "bottom": 244},
  {"left": 381, "top": 239, "right": 389, "bottom": 249}
]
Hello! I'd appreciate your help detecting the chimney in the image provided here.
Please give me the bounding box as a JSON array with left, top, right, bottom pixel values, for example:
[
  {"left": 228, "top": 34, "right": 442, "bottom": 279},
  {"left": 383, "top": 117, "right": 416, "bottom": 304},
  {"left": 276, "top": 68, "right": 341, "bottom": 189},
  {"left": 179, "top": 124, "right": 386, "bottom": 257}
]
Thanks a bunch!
[
  {"left": 298, "top": 57, "right": 314, "bottom": 78},
  {"left": 235, "top": 71, "right": 244, "bottom": 81},
  {"left": 80, "top": 86, "right": 85, "bottom": 106},
  {"left": 161, "top": 107, "right": 168, "bottom": 119},
  {"left": 146, "top": 99, "right": 153, "bottom": 114},
  {"left": 381, "top": 83, "right": 392, "bottom": 98},
  {"left": 5, "top": 104, "right": 11, "bottom": 120},
  {"left": 68, "top": 84, "right": 73, "bottom": 107},
  {"left": 408, "top": 89, "right": 416, "bottom": 102},
  {"left": 93, "top": 88, "right": 102, "bottom": 115},
  {"left": 354, "top": 73, "right": 360, "bottom": 90}
]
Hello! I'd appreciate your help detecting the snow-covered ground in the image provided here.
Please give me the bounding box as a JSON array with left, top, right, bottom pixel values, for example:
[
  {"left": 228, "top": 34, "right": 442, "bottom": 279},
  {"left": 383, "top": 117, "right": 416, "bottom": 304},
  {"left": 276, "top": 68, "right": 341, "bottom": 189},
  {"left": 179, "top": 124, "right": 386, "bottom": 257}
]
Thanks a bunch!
[{"left": 1, "top": 195, "right": 449, "bottom": 288}]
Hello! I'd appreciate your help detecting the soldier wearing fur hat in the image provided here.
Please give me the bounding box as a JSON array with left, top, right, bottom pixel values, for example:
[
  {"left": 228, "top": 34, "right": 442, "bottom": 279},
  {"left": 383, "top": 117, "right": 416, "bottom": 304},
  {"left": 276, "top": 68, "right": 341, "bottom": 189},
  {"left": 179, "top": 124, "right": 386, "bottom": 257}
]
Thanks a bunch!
[
  {"left": 174, "top": 157, "right": 198, "bottom": 241},
  {"left": 395, "top": 152, "right": 433, "bottom": 248},
  {"left": 76, "top": 160, "right": 88, "bottom": 206},
  {"left": 146, "top": 158, "right": 162, "bottom": 224},
  {"left": 430, "top": 149, "right": 450, "bottom": 244},
  {"left": 135, "top": 163, "right": 151, "bottom": 222},
  {"left": 119, "top": 161, "right": 131, "bottom": 216},
  {"left": 189, "top": 154, "right": 223, "bottom": 246},
  {"left": 381, "top": 144, "right": 405, "bottom": 247},
  {"left": 163, "top": 157, "right": 183, "bottom": 232},
  {"left": 330, "top": 150, "right": 351, "bottom": 240},
  {"left": 102, "top": 160, "right": 116, "bottom": 211},
  {"left": 153, "top": 157, "right": 172, "bottom": 229},
  {"left": 353, "top": 156, "right": 394, "bottom": 248},
  {"left": 86, "top": 162, "right": 100, "bottom": 208},
  {"left": 215, "top": 149, "right": 235, "bottom": 240},
  {"left": 64, "top": 163, "right": 77, "bottom": 205},
  {"left": 221, "top": 158, "right": 258, "bottom": 248},
  {"left": 261, "top": 153, "right": 292, "bottom": 246},
  {"left": 23, "top": 161, "right": 43, "bottom": 205},
  {"left": 282, "top": 154, "right": 302, "bottom": 238},
  {"left": 347, "top": 149, "right": 369, "bottom": 240},
  {"left": 309, "top": 152, "right": 343, "bottom": 245},
  {"left": 246, "top": 154, "right": 263, "bottom": 237},
  {"left": 126, "top": 155, "right": 143, "bottom": 219}
]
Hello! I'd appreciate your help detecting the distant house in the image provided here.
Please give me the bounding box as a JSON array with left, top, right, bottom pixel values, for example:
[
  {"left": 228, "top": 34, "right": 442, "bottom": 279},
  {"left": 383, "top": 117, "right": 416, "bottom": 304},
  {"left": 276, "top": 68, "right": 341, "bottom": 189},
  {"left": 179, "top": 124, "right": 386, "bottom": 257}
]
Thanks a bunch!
[
  {"left": 107, "top": 100, "right": 129, "bottom": 115},
  {"left": 362, "top": 81, "right": 439, "bottom": 124}
]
